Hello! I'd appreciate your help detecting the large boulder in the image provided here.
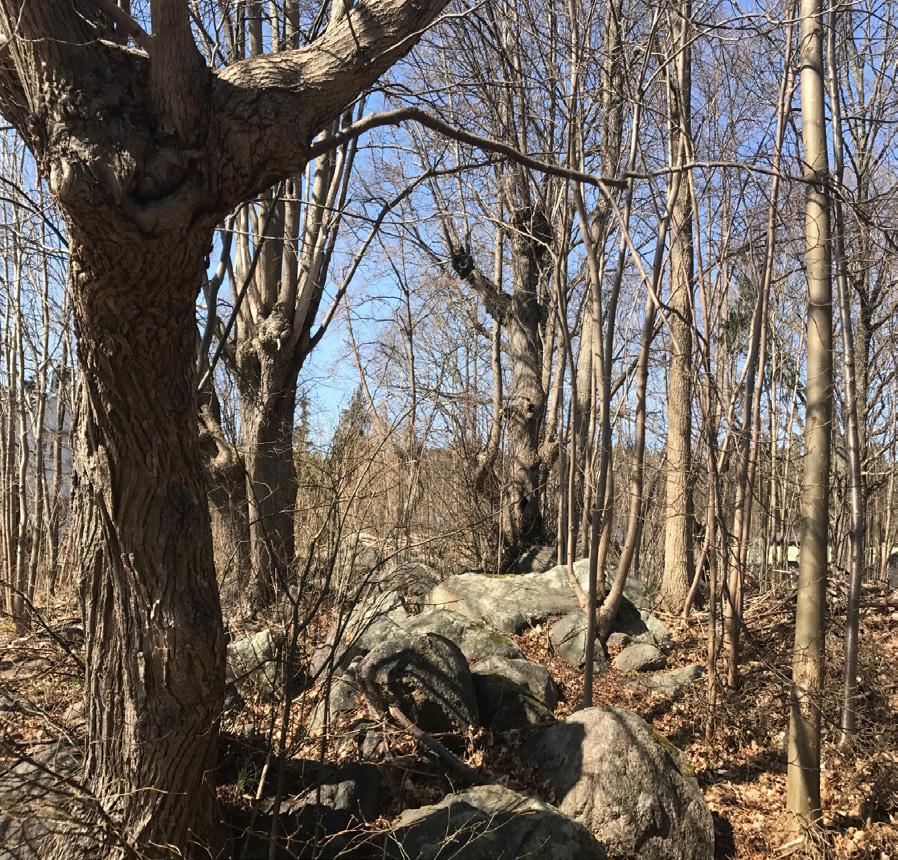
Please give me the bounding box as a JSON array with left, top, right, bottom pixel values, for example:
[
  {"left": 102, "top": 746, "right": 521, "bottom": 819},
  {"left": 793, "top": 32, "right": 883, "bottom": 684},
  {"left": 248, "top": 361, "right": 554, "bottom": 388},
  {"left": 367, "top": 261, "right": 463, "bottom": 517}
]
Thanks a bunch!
[
  {"left": 472, "top": 656, "right": 559, "bottom": 731},
  {"left": 546, "top": 559, "right": 655, "bottom": 611},
  {"left": 508, "top": 545, "right": 559, "bottom": 573},
  {"left": 384, "top": 784, "right": 607, "bottom": 859},
  {"left": 473, "top": 656, "right": 559, "bottom": 708},
  {"left": 310, "top": 659, "right": 363, "bottom": 731},
  {"left": 522, "top": 708, "right": 714, "bottom": 860},
  {"left": 358, "top": 632, "right": 478, "bottom": 735},
  {"left": 640, "top": 611, "right": 673, "bottom": 645},
  {"left": 426, "top": 565, "right": 655, "bottom": 636},
  {"left": 311, "top": 590, "right": 411, "bottom": 677},
  {"left": 550, "top": 612, "right": 609, "bottom": 673},
  {"left": 230, "top": 762, "right": 380, "bottom": 859},
  {"left": 227, "top": 628, "right": 281, "bottom": 697},
  {"left": 427, "top": 570, "right": 583, "bottom": 633},
  {"left": 613, "top": 642, "right": 667, "bottom": 673},
  {"left": 344, "top": 589, "right": 411, "bottom": 648},
  {"left": 388, "top": 561, "right": 444, "bottom": 611},
  {"left": 404, "top": 608, "right": 522, "bottom": 662}
]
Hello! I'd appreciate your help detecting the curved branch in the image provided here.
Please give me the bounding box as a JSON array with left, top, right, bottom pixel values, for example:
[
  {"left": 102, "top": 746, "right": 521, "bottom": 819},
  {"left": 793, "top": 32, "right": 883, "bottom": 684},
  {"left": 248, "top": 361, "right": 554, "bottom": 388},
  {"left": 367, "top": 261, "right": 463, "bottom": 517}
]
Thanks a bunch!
[
  {"left": 212, "top": 0, "right": 451, "bottom": 204},
  {"left": 308, "top": 106, "right": 629, "bottom": 191}
]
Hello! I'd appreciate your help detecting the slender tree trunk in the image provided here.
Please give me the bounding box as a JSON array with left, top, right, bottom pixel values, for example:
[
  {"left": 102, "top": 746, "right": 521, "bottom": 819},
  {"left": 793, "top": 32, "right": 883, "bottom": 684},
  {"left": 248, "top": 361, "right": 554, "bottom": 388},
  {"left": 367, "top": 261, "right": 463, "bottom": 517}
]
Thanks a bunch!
[
  {"left": 827, "top": 9, "right": 865, "bottom": 746},
  {"left": 661, "top": 0, "right": 695, "bottom": 611},
  {"left": 787, "top": 0, "right": 832, "bottom": 830},
  {"left": 241, "top": 375, "right": 298, "bottom": 606},
  {"left": 200, "top": 395, "right": 252, "bottom": 604}
]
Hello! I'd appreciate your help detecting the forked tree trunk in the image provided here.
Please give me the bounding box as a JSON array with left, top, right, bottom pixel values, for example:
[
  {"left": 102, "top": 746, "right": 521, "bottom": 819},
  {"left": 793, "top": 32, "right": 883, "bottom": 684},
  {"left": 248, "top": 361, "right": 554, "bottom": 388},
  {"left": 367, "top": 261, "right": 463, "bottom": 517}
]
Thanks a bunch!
[
  {"left": 0, "top": 0, "right": 486, "bottom": 853},
  {"left": 65, "top": 228, "right": 225, "bottom": 857}
]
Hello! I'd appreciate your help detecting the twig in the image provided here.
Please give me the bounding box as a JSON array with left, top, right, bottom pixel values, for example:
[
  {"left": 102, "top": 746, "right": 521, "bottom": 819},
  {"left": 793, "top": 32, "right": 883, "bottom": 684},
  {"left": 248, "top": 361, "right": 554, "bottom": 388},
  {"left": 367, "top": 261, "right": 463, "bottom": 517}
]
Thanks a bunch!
[
  {"left": 387, "top": 707, "right": 480, "bottom": 782},
  {"left": 88, "top": 0, "right": 154, "bottom": 52}
]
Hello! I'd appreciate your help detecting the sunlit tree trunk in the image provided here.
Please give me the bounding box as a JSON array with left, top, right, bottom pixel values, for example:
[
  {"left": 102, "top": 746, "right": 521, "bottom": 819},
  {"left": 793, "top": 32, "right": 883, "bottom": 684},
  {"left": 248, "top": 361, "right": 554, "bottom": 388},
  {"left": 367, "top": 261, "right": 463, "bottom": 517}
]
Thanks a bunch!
[
  {"left": 661, "top": 0, "right": 695, "bottom": 611},
  {"left": 787, "top": 0, "right": 832, "bottom": 830}
]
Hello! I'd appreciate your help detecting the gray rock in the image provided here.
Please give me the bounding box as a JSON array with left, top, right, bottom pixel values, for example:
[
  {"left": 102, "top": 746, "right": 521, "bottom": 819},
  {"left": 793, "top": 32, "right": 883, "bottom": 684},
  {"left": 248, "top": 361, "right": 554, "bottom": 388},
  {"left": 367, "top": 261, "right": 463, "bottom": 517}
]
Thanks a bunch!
[
  {"left": 287, "top": 761, "right": 380, "bottom": 821},
  {"left": 628, "top": 664, "right": 705, "bottom": 695},
  {"left": 613, "top": 642, "right": 667, "bottom": 673},
  {"left": 609, "top": 571, "right": 654, "bottom": 612},
  {"left": 316, "top": 601, "right": 520, "bottom": 682},
  {"left": 332, "top": 717, "right": 390, "bottom": 761},
  {"left": 312, "top": 591, "right": 411, "bottom": 676},
  {"left": 610, "top": 605, "right": 670, "bottom": 645},
  {"left": 547, "top": 559, "right": 654, "bottom": 611},
  {"left": 606, "top": 632, "right": 631, "bottom": 648},
  {"left": 550, "top": 612, "right": 610, "bottom": 673},
  {"left": 346, "top": 590, "right": 411, "bottom": 648},
  {"left": 355, "top": 720, "right": 390, "bottom": 761},
  {"left": 508, "top": 545, "right": 559, "bottom": 573},
  {"left": 227, "top": 628, "right": 281, "bottom": 697},
  {"left": 388, "top": 561, "right": 444, "bottom": 611},
  {"left": 404, "top": 608, "right": 522, "bottom": 662},
  {"left": 473, "top": 656, "right": 559, "bottom": 708},
  {"left": 427, "top": 566, "right": 654, "bottom": 639},
  {"left": 522, "top": 708, "right": 714, "bottom": 859},
  {"left": 385, "top": 784, "right": 607, "bottom": 859},
  {"left": 641, "top": 611, "right": 673, "bottom": 645},
  {"left": 310, "top": 659, "right": 363, "bottom": 731},
  {"left": 472, "top": 657, "right": 559, "bottom": 731},
  {"left": 235, "top": 762, "right": 380, "bottom": 859},
  {"left": 473, "top": 673, "right": 553, "bottom": 730},
  {"left": 358, "top": 632, "right": 478, "bottom": 735},
  {"left": 427, "top": 569, "right": 583, "bottom": 633}
]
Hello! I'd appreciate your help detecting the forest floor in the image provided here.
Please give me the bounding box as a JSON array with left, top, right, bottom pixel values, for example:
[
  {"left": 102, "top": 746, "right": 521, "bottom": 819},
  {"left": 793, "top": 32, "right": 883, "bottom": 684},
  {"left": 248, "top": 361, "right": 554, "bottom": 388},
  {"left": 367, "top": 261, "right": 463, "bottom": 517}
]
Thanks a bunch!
[
  {"left": 1, "top": 581, "right": 896, "bottom": 859},
  {"left": 512, "top": 585, "right": 898, "bottom": 859}
]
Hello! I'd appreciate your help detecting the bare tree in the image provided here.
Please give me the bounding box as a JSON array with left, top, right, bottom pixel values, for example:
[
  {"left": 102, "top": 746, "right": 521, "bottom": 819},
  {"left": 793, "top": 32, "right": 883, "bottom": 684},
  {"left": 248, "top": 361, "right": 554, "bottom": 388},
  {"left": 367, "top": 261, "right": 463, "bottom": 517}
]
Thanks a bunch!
[
  {"left": 786, "top": 0, "right": 832, "bottom": 833},
  {"left": 0, "top": 0, "right": 449, "bottom": 854},
  {"left": 660, "top": 0, "right": 696, "bottom": 611}
]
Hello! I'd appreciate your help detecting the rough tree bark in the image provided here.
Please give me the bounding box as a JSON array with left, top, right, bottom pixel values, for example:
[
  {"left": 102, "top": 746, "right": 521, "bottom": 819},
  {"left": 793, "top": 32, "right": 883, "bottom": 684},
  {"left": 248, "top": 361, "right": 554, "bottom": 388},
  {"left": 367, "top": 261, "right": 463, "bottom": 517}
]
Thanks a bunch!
[
  {"left": 449, "top": 195, "right": 551, "bottom": 553},
  {"left": 0, "top": 0, "right": 449, "bottom": 855}
]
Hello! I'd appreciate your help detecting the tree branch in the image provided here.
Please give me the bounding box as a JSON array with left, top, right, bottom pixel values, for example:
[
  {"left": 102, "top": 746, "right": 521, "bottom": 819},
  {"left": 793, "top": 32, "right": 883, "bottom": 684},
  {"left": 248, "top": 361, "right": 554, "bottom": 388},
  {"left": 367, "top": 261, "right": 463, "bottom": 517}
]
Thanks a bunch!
[
  {"left": 387, "top": 706, "right": 480, "bottom": 782},
  {"left": 309, "top": 107, "right": 629, "bottom": 191},
  {"left": 90, "top": 0, "right": 153, "bottom": 51},
  {"left": 446, "top": 237, "right": 512, "bottom": 323},
  {"left": 212, "top": 0, "right": 451, "bottom": 204},
  {"left": 150, "top": 0, "right": 208, "bottom": 139},
  {"left": 0, "top": 0, "right": 96, "bottom": 128}
]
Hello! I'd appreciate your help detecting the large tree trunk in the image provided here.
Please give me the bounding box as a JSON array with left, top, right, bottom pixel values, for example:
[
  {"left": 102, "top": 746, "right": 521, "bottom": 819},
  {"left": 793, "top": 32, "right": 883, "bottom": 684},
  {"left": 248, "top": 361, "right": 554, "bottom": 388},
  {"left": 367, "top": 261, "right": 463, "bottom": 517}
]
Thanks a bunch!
[
  {"left": 0, "top": 0, "right": 467, "bottom": 854},
  {"left": 67, "top": 228, "right": 225, "bottom": 857},
  {"left": 501, "top": 205, "right": 550, "bottom": 551}
]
